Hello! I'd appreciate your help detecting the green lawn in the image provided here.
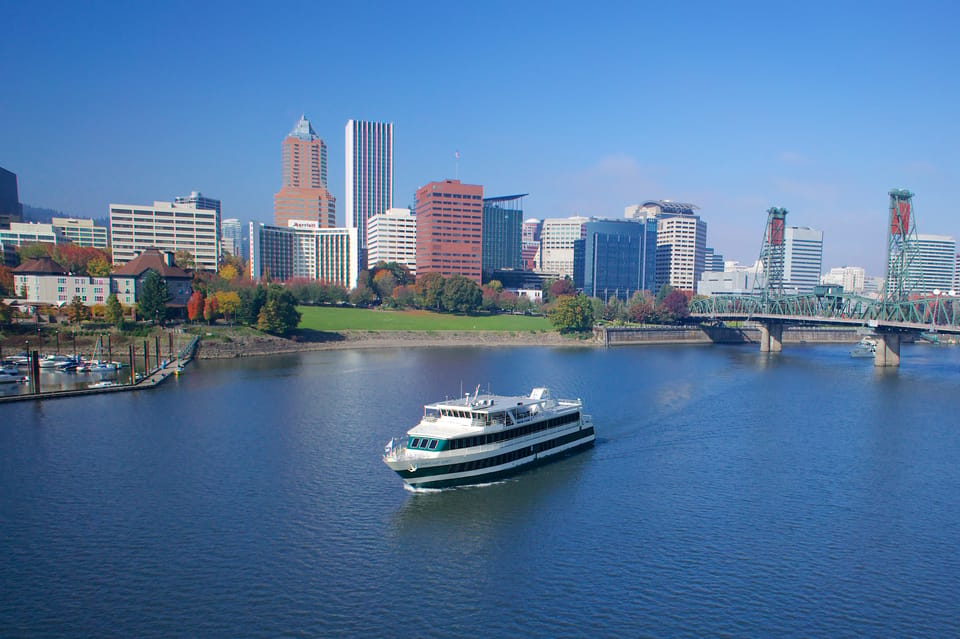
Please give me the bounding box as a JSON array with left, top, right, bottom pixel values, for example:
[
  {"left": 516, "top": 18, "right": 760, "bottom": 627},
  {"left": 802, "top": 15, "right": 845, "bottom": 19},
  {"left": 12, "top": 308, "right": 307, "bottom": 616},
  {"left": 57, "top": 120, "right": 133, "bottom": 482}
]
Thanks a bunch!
[{"left": 297, "top": 306, "right": 554, "bottom": 332}]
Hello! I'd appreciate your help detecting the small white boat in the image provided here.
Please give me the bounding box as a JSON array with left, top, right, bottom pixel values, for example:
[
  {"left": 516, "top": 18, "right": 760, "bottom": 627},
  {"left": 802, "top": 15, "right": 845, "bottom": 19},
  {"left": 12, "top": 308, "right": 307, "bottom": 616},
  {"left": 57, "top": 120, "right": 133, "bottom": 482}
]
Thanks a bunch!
[
  {"left": 88, "top": 380, "right": 119, "bottom": 389},
  {"left": 851, "top": 337, "right": 877, "bottom": 358},
  {"left": 38, "top": 354, "right": 74, "bottom": 369}
]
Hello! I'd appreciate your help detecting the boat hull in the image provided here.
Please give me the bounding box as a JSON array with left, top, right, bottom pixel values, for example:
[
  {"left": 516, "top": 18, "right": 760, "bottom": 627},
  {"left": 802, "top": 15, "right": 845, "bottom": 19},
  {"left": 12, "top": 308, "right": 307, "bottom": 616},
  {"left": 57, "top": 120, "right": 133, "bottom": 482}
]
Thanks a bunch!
[{"left": 386, "top": 425, "right": 595, "bottom": 489}]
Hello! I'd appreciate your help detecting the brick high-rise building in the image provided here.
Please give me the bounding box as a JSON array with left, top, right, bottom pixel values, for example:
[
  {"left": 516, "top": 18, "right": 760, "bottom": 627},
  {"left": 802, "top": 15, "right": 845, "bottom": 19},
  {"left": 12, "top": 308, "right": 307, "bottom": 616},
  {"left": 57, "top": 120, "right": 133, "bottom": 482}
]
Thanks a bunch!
[
  {"left": 274, "top": 115, "right": 336, "bottom": 228},
  {"left": 415, "top": 179, "right": 483, "bottom": 283}
]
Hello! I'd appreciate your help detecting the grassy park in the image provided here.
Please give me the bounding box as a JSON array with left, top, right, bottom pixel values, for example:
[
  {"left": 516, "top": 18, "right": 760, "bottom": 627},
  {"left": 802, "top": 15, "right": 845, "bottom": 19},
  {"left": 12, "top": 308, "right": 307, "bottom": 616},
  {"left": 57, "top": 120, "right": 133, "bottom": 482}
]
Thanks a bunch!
[{"left": 297, "top": 306, "right": 554, "bottom": 332}]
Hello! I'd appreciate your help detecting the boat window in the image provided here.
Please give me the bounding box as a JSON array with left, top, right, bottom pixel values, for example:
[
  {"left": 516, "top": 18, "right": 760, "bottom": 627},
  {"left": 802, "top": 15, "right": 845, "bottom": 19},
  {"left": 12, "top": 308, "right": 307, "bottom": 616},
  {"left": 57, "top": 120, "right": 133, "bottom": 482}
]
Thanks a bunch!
[
  {"left": 428, "top": 439, "right": 438, "bottom": 450},
  {"left": 411, "top": 438, "right": 420, "bottom": 448}
]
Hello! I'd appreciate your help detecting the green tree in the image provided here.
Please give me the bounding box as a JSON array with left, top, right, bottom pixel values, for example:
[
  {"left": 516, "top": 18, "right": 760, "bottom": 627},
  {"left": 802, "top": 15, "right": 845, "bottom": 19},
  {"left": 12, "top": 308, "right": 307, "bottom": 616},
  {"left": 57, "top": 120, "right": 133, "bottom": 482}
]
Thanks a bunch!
[
  {"left": 442, "top": 275, "right": 482, "bottom": 314},
  {"left": 0, "top": 300, "right": 12, "bottom": 326},
  {"left": 137, "top": 270, "right": 170, "bottom": 324},
  {"left": 174, "top": 249, "right": 195, "bottom": 270},
  {"left": 256, "top": 286, "right": 301, "bottom": 335},
  {"left": 105, "top": 293, "right": 124, "bottom": 327},
  {"left": 548, "top": 293, "right": 594, "bottom": 333},
  {"left": 417, "top": 273, "right": 445, "bottom": 310},
  {"left": 238, "top": 285, "right": 267, "bottom": 325}
]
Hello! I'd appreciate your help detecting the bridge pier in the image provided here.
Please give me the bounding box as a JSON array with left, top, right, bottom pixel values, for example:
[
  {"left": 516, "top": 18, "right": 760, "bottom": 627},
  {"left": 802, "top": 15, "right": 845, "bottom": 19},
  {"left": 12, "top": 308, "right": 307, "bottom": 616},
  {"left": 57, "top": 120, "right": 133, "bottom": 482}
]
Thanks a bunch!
[
  {"left": 874, "top": 333, "right": 901, "bottom": 367},
  {"left": 758, "top": 322, "right": 783, "bottom": 353}
]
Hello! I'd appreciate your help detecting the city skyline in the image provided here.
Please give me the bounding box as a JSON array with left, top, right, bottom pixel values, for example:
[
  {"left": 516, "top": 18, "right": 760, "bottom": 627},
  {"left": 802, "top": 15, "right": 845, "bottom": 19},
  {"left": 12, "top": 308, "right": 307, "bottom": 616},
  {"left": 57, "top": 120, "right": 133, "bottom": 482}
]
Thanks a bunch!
[{"left": 2, "top": 2, "right": 958, "bottom": 275}]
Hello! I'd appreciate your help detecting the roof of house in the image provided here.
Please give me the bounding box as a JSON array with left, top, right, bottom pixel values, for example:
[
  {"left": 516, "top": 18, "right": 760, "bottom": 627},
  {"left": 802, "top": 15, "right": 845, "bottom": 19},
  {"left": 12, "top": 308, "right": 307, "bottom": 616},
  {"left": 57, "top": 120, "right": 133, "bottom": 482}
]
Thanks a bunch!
[
  {"left": 112, "top": 248, "right": 191, "bottom": 279},
  {"left": 12, "top": 256, "right": 67, "bottom": 275}
]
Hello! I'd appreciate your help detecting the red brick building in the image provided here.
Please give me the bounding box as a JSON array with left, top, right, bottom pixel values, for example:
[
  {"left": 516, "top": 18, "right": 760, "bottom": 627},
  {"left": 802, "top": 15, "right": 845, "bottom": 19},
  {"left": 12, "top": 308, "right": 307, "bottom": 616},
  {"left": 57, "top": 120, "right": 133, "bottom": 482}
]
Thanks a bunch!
[{"left": 414, "top": 179, "right": 483, "bottom": 284}]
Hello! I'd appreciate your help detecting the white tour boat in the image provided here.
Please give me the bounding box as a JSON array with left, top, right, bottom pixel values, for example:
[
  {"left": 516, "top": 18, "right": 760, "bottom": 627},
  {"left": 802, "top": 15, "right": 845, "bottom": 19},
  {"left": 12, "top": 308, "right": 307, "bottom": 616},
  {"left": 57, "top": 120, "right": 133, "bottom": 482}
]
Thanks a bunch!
[{"left": 383, "top": 387, "right": 595, "bottom": 489}]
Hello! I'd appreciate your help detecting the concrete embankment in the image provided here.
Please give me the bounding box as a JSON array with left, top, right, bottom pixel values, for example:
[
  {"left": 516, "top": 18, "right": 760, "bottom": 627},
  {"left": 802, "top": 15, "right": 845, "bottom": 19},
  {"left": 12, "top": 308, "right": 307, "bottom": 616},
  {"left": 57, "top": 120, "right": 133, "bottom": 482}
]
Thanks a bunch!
[{"left": 599, "top": 325, "right": 862, "bottom": 346}]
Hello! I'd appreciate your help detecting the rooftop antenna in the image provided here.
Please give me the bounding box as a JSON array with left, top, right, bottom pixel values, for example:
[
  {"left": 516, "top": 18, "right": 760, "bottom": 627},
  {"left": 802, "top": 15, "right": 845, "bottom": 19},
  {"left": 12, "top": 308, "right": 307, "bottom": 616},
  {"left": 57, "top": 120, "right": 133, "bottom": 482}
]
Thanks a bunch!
[{"left": 455, "top": 150, "right": 460, "bottom": 180}]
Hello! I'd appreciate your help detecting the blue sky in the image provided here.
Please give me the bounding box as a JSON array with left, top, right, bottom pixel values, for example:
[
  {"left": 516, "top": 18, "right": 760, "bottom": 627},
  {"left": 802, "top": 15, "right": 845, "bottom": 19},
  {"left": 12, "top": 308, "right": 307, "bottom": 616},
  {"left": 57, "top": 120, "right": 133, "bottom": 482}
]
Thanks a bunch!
[{"left": 2, "top": 1, "right": 958, "bottom": 275}]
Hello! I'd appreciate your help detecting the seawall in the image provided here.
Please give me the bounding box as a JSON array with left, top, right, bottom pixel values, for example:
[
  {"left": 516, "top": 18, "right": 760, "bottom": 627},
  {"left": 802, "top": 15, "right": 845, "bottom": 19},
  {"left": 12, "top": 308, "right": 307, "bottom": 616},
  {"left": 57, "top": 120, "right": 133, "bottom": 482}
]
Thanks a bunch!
[{"left": 598, "top": 325, "right": 862, "bottom": 346}]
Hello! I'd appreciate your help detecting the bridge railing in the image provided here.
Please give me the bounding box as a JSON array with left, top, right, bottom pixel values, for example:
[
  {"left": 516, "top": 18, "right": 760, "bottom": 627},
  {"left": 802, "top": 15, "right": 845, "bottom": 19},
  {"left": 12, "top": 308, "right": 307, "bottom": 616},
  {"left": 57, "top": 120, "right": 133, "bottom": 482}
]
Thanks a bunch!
[{"left": 689, "top": 293, "right": 960, "bottom": 329}]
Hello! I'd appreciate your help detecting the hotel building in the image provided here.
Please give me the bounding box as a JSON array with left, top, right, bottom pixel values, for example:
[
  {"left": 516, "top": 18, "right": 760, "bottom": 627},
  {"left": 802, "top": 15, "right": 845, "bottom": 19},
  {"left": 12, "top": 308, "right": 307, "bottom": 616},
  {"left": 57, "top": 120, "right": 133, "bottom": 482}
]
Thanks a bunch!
[
  {"left": 274, "top": 115, "right": 336, "bottom": 228},
  {"left": 249, "top": 221, "right": 358, "bottom": 290},
  {"left": 366, "top": 207, "right": 416, "bottom": 274},
  {"left": 345, "top": 119, "right": 393, "bottom": 252},
  {"left": 415, "top": 179, "right": 483, "bottom": 284},
  {"left": 109, "top": 200, "right": 219, "bottom": 271}
]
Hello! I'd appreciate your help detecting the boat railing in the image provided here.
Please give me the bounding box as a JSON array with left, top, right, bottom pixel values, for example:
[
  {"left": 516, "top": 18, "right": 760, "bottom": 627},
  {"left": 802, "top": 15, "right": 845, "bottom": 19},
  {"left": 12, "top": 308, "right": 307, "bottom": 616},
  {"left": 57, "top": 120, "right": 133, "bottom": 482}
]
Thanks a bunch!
[{"left": 382, "top": 437, "right": 408, "bottom": 461}]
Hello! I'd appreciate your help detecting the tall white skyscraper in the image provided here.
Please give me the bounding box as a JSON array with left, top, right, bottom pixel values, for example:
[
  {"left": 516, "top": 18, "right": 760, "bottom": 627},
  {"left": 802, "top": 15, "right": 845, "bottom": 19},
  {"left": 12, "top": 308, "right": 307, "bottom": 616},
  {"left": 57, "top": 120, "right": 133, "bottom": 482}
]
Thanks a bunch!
[
  {"left": 915, "top": 233, "right": 956, "bottom": 293},
  {"left": 345, "top": 120, "right": 393, "bottom": 251},
  {"left": 783, "top": 226, "right": 824, "bottom": 293}
]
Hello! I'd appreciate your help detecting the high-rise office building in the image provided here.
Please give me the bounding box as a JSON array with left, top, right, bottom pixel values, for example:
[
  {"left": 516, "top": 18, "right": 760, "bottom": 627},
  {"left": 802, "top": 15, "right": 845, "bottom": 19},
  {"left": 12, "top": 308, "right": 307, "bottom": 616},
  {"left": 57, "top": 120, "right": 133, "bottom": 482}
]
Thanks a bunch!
[
  {"left": 783, "top": 226, "right": 824, "bottom": 293},
  {"left": 345, "top": 119, "right": 393, "bottom": 252},
  {"left": 0, "top": 165, "right": 23, "bottom": 227},
  {"left": 481, "top": 194, "right": 525, "bottom": 280},
  {"left": 415, "top": 179, "right": 483, "bottom": 283},
  {"left": 221, "top": 218, "right": 244, "bottom": 258},
  {"left": 274, "top": 115, "right": 336, "bottom": 228},
  {"left": 367, "top": 207, "right": 416, "bottom": 274},
  {"left": 821, "top": 266, "right": 866, "bottom": 294},
  {"left": 521, "top": 218, "right": 542, "bottom": 270},
  {"left": 703, "top": 247, "right": 725, "bottom": 272},
  {"left": 0, "top": 222, "right": 68, "bottom": 247},
  {"left": 915, "top": 234, "right": 956, "bottom": 293},
  {"left": 574, "top": 218, "right": 657, "bottom": 301},
  {"left": 643, "top": 201, "right": 707, "bottom": 292},
  {"left": 109, "top": 200, "right": 219, "bottom": 271},
  {"left": 540, "top": 217, "right": 591, "bottom": 279},
  {"left": 51, "top": 217, "right": 109, "bottom": 248},
  {"left": 175, "top": 191, "right": 221, "bottom": 216}
]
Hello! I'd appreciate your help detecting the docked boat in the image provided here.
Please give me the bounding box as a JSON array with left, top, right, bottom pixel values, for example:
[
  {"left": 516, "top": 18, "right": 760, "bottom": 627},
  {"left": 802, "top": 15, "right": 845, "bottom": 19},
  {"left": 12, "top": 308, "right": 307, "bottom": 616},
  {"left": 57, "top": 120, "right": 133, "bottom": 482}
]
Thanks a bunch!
[
  {"left": 0, "top": 370, "right": 27, "bottom": 384},
  {"left": 38, "top": 354, "right": 75, "bottom": 369},
  {"left": 383, "top": 387, "right": 595, "bottom": 489},
  {"left": 850, "top": 336, "right": 877, "bottom": 358}
]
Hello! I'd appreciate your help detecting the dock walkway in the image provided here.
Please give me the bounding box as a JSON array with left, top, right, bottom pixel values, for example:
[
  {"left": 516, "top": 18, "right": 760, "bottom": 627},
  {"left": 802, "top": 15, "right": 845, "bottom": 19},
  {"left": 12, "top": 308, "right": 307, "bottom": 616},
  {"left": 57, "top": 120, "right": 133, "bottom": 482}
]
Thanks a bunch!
[{"left": 0, "top": 336, "right": 199, "bottom": 404}]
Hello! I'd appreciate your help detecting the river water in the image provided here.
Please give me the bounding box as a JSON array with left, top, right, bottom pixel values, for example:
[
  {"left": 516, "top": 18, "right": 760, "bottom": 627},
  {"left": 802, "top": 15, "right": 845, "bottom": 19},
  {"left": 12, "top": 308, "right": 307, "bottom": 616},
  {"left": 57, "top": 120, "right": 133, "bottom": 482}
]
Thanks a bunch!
[{"left": 2, "top": 343, "right": 959, "bottom": 637}]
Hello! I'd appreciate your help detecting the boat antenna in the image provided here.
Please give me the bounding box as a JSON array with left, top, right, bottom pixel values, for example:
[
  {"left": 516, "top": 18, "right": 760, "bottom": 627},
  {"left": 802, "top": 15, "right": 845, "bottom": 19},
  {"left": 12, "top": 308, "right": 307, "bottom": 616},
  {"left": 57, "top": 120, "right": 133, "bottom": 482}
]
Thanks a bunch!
[{"left": 473, "top": 384, "right": 480, "bottom": 403}]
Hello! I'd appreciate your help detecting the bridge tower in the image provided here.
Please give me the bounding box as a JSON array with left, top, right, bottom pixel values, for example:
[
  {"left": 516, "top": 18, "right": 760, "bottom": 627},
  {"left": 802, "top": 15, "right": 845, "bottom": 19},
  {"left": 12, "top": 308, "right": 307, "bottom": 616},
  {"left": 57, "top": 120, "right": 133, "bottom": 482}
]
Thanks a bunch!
[
  {"left": 756, "top": 207, "right": 788, "bottom": 300},
  {"left": 884, "top": 189, "right": 924, "bottom": 302}
]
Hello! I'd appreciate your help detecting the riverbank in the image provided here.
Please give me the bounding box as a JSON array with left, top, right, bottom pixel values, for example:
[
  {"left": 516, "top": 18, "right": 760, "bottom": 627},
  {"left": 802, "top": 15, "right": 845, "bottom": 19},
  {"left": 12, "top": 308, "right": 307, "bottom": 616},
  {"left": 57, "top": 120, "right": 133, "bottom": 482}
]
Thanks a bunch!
[{"left": 196, "top": 329, "right": 595, "bottom": 359}]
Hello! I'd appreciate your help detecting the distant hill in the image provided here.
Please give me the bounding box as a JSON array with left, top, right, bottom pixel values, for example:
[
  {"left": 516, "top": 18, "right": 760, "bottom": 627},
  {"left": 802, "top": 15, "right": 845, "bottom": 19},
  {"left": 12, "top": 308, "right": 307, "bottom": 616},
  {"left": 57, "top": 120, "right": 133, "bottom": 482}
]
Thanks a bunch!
[{"left": 22, "top": 204, "right": 109, "bottom": 228}]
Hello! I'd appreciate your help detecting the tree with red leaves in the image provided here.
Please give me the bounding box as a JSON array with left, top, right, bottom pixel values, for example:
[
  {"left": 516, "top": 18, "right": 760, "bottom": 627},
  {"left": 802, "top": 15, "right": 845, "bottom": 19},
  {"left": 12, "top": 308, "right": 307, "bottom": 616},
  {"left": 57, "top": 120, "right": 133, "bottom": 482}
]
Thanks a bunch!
[{"left": 187, "top": 291, "right": 204, "bottom": 322}]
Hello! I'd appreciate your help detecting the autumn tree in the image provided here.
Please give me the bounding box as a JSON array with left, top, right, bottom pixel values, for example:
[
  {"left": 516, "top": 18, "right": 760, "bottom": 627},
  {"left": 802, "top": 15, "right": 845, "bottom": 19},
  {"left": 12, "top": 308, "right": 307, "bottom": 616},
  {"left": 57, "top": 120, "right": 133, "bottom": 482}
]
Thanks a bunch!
[
  {"left": 660, "top": 289, "right": 691, "bottom": 323},
  {"left": 87, "top": 256, "right": 112, "bottom": 277},
  {"left": 67, "top": 295, "right": 90, "bottom": 325},
  {"left": 0, "top": 264, "right": 13, "bottom": 296},
  {"left": 186, "top": 290, "right": 205, "bottom": 322},
  {"left": 547, "top": 278, "right": 576, "bottom": 300},
  {"left": 219, "top": 264, "right": 239, "bottom": 282},
  {"left": 214, "top": 290, "right": 241, "bottom": 324},
  {"left": 203, "top": 294, "right": 219, "bottom": 324},
  {"left": 627, "top": 291, "right": 657, "bottom": 324},
  {"left": 372, "top": 270, "right": 398, "bottom": 301},
  {"left": 548, "top": 293, "right": 594, "bottom": 333}
]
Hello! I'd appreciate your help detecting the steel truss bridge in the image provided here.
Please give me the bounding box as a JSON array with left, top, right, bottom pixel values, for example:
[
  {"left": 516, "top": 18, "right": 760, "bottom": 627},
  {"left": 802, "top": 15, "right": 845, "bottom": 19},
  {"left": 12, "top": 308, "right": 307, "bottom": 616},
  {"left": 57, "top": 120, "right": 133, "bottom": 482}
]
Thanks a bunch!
[
  {"left": 690, "top": 292, "right": 960, "bottom": 366},
  {"left": 688, "top": 191, "right": 959, "bottom": 366}
]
